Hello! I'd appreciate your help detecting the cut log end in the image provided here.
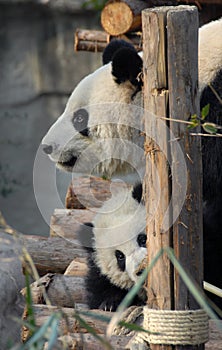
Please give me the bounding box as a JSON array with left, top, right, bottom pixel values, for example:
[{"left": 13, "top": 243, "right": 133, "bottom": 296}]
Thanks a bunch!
[{"left": 101, "top": 3, "right": 134, "bottom": 36}]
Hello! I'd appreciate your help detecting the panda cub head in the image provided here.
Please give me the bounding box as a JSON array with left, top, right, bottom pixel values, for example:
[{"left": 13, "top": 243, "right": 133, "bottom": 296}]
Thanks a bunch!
[
  {"left": 79, "top": 183, "right": 147, "bottom": 310},
  {"left": 42, "top": 40, "right": 144, "bottom": 180},
  {"left": 93, "top": 183, "right": 146, "bottom": 289}
]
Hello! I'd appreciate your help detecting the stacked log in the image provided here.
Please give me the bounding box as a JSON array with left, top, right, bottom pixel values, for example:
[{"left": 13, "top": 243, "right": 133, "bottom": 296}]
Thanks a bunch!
[{"left": 101, "top": 0, "right": 149, "bottom": 36}]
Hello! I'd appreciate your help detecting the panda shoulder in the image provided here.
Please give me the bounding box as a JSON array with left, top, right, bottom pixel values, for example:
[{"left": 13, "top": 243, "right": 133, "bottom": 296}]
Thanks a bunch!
[{"left": 199, "top": 18, "right": 222, "bottom": 92}]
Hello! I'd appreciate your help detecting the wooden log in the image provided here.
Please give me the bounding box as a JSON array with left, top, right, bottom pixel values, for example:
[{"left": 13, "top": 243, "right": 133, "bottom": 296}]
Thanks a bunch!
[
  {"left": 101, "top": 0, "right": 149, "bottom": 36},
  {"left": 22, "top": 305, "right": 111, "bottom": 342},
  {"left": 50, "top": 209, "right": 95, "bottom": 238},
  {"left": 143, "top": 5, "right": 204, "bottom": 350},
  {"left": 75, "top": 29, "right": 109, "bottom": 52},
  {"left": 65, "top": 176, "right": 132, "bottom": 210},
  {"left": 22, "top": 304, "right": 222, "bottom": 348},
  {"left": 44, "top": 333, "right": 130, "bottom": 350},
  {"left": 21, "top": 273, "right": 87, "bottom": 307},
  {"left": 64, "top": 257, "right": 88, "bottom": 277},
  {"left": 74, "top": 29, "right": 143, "bottom": 53},
  {"left": 22, "top": 235, "right": 87, "bottom": 276}
]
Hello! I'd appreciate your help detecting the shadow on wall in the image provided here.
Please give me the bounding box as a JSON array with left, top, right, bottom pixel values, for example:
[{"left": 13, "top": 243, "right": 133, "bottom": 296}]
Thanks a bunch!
[{"left": 0, "top": 2, "right": 101, "bottom": 236}]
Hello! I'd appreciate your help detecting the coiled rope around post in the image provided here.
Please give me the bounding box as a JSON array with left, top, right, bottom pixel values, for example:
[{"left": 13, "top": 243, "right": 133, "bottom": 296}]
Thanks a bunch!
[{"left": 134, "top": 307, "right": 209, "bottom": 346}]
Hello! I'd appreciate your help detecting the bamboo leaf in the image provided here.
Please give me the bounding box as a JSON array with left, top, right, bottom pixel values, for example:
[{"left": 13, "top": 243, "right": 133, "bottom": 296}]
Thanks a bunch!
[
  {"left": 165, "top": 247, "right": 221, "bottom": 324},
  {"left": 74, "top": 312, "right": 114, "bottom": 350},
  {"left": 202, "top": 122, "right": 218, "bottom": 134},
  {"left": 201, "top": 104, "right": 210, "bottom": 120},
  {"left": 46, "top": 316, "right": 59, "bottom": 350}
]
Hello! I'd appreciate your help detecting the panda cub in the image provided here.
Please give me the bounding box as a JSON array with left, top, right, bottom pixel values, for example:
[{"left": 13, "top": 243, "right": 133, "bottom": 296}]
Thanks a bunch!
[{"left": 78, "top": 183, "right": 147, "bottom": 311}]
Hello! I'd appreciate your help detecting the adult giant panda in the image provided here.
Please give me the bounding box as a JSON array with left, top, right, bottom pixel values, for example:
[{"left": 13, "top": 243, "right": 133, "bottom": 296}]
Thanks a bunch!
[
  {"left": 41, "top": 18, "right": 222, "bottom": 185},
  {"left": 42, "top": 42, "right": 144, "bottom": 182},
  {"left": 78, "top": 183, "right": 147, "bottom": 311}
]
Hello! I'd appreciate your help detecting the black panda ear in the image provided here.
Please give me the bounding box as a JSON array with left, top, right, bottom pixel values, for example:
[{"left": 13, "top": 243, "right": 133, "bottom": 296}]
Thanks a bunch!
[
  {"left": 77, "top": 222, "right": 94, "bottom": 251},
  {"left": 102, "top": 39, "right": 136, "bottom": 65},
  {"left": 112, "top": 47, "right": 143, "bottom": 89},
  {"left": 132, "top": 183, "right": 143, "bottom": 203}
]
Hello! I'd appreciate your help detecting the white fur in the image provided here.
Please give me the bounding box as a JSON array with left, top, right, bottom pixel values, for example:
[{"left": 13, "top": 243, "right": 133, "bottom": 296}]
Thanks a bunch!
[
  {"left": 199, "top": 17, "right": 222, "bottom": 92},
  {"left": 92, "top": 187, "right": 146, "bottom": 289}
]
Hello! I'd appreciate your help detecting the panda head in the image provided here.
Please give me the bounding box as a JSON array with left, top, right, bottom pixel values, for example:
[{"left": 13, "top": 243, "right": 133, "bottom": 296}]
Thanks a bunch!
[
  {"left": 82, "top": 183, "right": 147, "bottom": 290},
  {"left": 42, "top": 40, "right": 143, "bottom": 179}
]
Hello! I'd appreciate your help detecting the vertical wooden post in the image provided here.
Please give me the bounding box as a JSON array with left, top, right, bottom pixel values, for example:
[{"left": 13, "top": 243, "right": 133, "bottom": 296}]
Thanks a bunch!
[
  {"left": 142, "top": 6, "right": 172, "bottom": 314},
  {"left": 142, "top": 6, "right": 204, "bottom": 350},
  {"left": 167, "top": 8, "right": 203, "bottom": 350}
]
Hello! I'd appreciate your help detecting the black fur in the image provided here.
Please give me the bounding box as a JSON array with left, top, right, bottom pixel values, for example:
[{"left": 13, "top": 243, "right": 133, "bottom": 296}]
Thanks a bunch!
[
  {"left": 102, "top": 40, "right": 143, "bottom": 99},
  {"left": 132, "top": 183, "right": 143, "bottom": 203},
  {"left": 85, "top": 253, "right": 144, "bottom": 311},
  {"left": 112, "top": 48, "right": 143, "bottom": 89},
  {"left": 102, "top": 39, "right": 136, "bottom": 65},
  {"left": 201, "top": 70, "right": 222, "bottom": 201},
  {"left": 201, "top": 69, "right": 222, "bottom": 308},
  {"left": 72, "top": 108, "right": 89, "bottom": 137}
]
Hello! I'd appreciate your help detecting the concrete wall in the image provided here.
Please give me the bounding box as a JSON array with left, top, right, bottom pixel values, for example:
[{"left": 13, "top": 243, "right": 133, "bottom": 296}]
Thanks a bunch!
[{"left": 0, "top": 2, "right": 101, "bottom": 235}]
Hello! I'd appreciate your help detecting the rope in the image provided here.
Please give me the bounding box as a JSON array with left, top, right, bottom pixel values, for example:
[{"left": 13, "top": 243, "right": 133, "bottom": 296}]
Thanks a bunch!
[
  {"left": 133, "top": 306, "right": 209, "bottom": 346},
  {"left": 114, "top": 306, "right": 143, "bottom": 336}
]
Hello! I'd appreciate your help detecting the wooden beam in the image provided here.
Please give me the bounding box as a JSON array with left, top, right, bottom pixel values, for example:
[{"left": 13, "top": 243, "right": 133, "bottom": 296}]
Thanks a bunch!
[
  {"left": 143, "top": 7, "right": 173, "bottom": 350},
  {"left": 167, "top": 6, "right": 203, "bottom": 350},
  {"left": 143, "top": 5, "right": 204, "bottom": 349}
]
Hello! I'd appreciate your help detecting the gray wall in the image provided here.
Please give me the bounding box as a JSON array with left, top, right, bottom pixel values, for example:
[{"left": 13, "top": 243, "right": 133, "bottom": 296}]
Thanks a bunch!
[{"left": 0, "top": 2, "right": 101, "bottom": 235}]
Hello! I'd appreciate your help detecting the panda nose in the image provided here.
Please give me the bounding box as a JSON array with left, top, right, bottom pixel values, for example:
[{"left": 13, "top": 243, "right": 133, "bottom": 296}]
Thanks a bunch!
[{"left": 42, "top": 144, "right": 53, "bottom": 155}]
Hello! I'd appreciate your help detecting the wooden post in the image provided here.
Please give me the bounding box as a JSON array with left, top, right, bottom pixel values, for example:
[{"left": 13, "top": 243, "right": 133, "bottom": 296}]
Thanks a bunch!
[
  {"left": 143, "top": 7, "right": 172, "bottom": 314},
  {"left": 143, "top": 6, "right": 204, "bottom": 350}
]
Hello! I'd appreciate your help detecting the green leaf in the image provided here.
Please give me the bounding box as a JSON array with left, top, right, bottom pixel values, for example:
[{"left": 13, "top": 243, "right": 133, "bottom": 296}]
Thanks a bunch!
[
  {"left": 188, "top": 121, "right": 199, "bottom": 129},
  {"left": 201, "top": 104, "right": 210, "bottom": 120},
  {"left": 24, "top": 271, "right": 36, "bottom": 334},
  {"left": 74, "top": 312, "right": 114, "bottom": 350},
  {"left": 188, "top": 114, "right": 199, "bottom": 129},
  {"left": 46, "top": 316, "right": 59, "bottom": 350},
  {"left": 165, "top": 247, "right": 221, "bottom": 323},
  {"left": 202, "top": 122, "right": 218, "bottom": 134}
]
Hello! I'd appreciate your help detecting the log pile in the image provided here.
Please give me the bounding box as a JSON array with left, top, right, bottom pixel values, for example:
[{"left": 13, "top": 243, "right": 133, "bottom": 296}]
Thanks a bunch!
[
  {"left": 74, "top": 0, "right": 222, "bottom": 53},
  {"left": 20, "top": 177, "right": 134, "bottom": 348},
  {"left": 20, "top": 176, "right": 222, "bottom": 349}
]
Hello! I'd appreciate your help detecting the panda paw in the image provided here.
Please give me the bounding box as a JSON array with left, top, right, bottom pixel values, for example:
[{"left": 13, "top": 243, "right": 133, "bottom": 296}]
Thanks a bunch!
[{"left": 99, "top": 298, "right": 121, "bottom": 312}]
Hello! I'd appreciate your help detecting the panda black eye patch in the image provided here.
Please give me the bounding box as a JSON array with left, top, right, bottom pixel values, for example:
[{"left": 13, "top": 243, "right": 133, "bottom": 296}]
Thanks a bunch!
[
  {"left": 115, "top": 250, "right": 126, "bottom": 271},
  {"left": 72, "top": 108, "right": 89, "bottom": 137},
  {"left": 137, "top": 233, "right": 146, "bottom": 248}
]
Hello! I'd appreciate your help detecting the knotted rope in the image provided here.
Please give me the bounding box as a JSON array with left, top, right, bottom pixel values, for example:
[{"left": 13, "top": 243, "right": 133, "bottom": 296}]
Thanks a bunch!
[{"left": 133, "top": 306, "right": 209, "bottom": 346}]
